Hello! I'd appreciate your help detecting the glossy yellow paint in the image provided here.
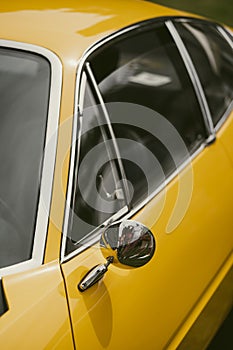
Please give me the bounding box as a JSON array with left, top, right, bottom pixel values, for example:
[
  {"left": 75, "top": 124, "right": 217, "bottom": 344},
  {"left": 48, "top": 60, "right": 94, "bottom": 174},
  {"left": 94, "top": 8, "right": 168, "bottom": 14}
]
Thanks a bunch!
[
  {"left": 218, "top": 112, "right": 233, "bottom": 166},
  {"left": 43, "top": 63, "right": 76, "bottom": 263},
  {"left": 0, "top": 261, "right": 73, "bottom": 349},
  {"left": 0, "top": 1, "right": 232, "bottom": 349},
  {"left": 0, "top": 0, "right": 186, "bottom": 59},
  {"left": 170, "top": 257, "right": 233, "bottom": 349}
]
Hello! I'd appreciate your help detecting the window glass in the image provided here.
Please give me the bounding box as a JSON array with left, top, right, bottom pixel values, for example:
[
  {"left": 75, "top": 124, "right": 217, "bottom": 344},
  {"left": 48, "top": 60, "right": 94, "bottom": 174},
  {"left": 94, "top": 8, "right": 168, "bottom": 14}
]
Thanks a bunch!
[
  {"left": 66, "top": 81, "right": 126, "bottom": 248},
  {"left": 174, "top": 20, "right": 233, "bottom": 126},
  {"left": 0, "top": 48, "right": 50, "bottom": 268},
  {"left": 89, "top": 23, "right": 207, "bottom": 206}
]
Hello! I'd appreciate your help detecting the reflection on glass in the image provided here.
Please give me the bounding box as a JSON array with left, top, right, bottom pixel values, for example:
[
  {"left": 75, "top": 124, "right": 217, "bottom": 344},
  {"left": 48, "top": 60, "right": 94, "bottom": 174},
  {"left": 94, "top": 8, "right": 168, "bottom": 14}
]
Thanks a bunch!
[
  {"left": 89, "top": 23, "right": 207, "bottom": 206},
  {"left": 175, "top": 20, "right": 233, "bottom": 126}
]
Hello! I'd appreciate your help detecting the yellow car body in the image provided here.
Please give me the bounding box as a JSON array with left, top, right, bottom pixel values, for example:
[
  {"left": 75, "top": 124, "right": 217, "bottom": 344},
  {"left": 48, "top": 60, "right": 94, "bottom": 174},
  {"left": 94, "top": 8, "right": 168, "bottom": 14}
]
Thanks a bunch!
[{"left": 0, "top": 1, "right": 232, "bottom": 349}]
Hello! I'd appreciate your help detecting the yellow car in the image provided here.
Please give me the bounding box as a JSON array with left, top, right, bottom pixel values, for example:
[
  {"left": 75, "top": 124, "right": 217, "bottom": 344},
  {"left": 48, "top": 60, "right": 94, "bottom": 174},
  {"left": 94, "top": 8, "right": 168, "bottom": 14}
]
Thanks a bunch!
[{"left": 0, "top": 1, "right": 232, "bottom": 349}]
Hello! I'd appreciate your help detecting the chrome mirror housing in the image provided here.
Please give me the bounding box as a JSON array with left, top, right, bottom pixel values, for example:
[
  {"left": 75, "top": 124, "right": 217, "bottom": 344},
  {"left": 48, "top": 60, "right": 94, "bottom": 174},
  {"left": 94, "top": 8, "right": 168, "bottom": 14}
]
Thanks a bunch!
[
  {"left": 78, "top": 220, "right": 156, "bottom": 292},
  {"left": 100, "top": 220, "right": 156, "bottom": 268}
]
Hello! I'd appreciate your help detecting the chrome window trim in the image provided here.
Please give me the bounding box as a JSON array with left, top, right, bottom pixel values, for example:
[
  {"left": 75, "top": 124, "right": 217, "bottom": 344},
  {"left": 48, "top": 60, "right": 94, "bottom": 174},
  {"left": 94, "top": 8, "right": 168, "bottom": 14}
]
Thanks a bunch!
[
  {"left": 61, "top": 17, "right": 212, "bottom": 263},
  {"left": 217, "top": 25, "right": 233, "bottom": 49},
  {"left": 0, "top": 40, "right": 62, "bottom": 277},
  {"left": 166, "top": 20, "right": 216, "bottom": 142}
]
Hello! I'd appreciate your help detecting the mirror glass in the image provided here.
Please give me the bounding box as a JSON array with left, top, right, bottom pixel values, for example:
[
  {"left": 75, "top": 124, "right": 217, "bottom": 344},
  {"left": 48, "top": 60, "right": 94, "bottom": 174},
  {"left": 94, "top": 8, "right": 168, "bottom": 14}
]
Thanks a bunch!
[{"left": 100, "top": 220, "right": 155, "bottom": 268}]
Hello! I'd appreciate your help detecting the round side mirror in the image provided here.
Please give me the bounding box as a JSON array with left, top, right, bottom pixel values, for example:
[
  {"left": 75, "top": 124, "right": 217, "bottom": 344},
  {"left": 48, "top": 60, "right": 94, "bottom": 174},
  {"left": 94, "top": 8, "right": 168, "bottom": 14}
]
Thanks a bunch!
[{"left": 100, "top": 220, "right": 156, "bottom": 268}]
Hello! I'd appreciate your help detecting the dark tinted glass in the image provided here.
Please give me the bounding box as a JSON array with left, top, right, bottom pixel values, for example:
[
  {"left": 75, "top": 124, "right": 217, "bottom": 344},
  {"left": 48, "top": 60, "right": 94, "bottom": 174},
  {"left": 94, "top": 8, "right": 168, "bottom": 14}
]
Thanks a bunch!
[
  {"left": 67, "top": 82, "right": 126, "bottom": 247},
  {"left": 175, "top": 20, "right": 233, "bottom": 126},
  {"left": 0, "top": 48, "right": 50, "bottom": 268},
  {"left": 89, "top": 23, "right": 206, "bottom": 206}
]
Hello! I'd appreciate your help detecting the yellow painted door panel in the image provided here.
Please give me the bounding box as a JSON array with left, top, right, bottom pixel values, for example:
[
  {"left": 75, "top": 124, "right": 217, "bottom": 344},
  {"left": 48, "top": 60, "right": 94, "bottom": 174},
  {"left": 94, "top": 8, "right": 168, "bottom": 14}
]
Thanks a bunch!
[
  {"left": 62, "top": 140, "right": 233, "bottom": 349},
  {"left": 218, "top": 111, "right": 233, "bottom": 166},
  {"left": 0, "top": 261, "right": 73, "bottom": 349}
]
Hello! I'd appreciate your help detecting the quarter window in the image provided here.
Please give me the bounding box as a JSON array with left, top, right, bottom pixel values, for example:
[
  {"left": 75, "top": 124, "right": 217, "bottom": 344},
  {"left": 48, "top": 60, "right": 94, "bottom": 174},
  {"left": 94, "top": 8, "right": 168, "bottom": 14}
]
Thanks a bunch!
[
  {"left": 66, "top": 80, "right": 126, "bottom": 249},
  {"left": 174, "top": 20, "right": 233, "bottom": 127}
]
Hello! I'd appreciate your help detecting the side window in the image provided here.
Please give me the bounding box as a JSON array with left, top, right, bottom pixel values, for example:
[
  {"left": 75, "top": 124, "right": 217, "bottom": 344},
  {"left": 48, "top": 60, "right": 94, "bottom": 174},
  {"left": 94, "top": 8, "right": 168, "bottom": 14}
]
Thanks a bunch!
[
  {"left": 66, "top": 80, "right": 126, "bottom": 248},
  {"left": 0, "top": 49, "right": 50, "bottom": 268},
  {"left": 174, "top": 20, "right": 233, "bottom": 127},
  {"left": 89, "top": 23, "right": 207, "bottom": 206}
]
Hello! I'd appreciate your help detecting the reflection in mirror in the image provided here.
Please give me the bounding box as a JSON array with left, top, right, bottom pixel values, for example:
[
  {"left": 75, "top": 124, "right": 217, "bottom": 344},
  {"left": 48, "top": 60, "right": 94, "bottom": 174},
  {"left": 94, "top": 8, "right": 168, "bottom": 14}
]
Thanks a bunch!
[{"left": 100, "top": 220, "right": 155, "bottom": 268}]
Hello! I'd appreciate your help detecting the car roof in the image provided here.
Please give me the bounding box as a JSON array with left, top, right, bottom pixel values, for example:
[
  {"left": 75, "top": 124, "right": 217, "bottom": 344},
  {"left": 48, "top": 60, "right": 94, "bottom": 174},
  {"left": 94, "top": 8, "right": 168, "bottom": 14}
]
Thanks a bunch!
[{"left": 0, "top": 0, "right": 187, "bottom": 61}]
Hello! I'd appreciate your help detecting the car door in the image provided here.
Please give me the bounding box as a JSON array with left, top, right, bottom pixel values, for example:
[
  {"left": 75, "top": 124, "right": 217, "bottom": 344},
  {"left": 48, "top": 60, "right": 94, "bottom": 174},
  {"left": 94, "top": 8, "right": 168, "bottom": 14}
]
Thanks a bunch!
[{"left": 61, "top": 20, "right": 233, "bottom": 349}]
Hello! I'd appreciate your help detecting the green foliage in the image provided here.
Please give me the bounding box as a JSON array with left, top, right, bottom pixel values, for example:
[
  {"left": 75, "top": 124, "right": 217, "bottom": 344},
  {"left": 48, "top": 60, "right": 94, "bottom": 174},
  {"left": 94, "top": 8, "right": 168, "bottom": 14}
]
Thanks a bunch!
[{"left": 148, "top": 0, "right": 233, "bottom": 26}]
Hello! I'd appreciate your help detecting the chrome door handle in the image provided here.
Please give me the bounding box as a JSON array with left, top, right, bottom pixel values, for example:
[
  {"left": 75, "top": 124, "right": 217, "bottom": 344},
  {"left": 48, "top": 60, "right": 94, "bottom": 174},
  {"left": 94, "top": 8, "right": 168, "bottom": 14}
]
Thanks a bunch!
[{"left": 78, "top": 256, "right": 114, "bottom": 292}]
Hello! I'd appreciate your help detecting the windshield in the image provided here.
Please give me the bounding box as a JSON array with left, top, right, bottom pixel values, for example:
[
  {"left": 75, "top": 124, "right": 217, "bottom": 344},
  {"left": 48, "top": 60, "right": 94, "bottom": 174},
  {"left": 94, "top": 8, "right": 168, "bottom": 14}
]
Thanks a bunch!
[{"left": 0, "top": 48, "right": 50, "bottom": 269}]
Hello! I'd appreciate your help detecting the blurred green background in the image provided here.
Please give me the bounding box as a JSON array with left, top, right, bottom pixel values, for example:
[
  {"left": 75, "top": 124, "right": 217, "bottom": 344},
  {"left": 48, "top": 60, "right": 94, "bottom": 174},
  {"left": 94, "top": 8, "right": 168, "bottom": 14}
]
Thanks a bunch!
[{"left": 148, "top": 0, "right": 233, "bottom": 26}]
